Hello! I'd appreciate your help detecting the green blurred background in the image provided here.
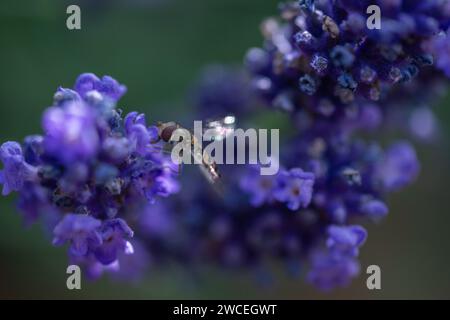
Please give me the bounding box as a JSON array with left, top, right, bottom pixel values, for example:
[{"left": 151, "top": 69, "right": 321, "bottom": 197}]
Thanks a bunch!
[{"left": 1, "top": 0, "right": 450, "bottom": 299}]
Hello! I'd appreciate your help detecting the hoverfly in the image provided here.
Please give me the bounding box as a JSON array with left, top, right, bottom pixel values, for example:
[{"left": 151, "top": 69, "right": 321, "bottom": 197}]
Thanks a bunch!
[{"left": 150, "top": 115, "right": 236, "bottom": 184}]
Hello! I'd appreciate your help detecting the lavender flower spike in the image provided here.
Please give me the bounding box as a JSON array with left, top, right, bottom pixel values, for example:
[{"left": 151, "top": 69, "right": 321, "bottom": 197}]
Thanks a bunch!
[
  {"left": 0, "top": 73, "right": 180, "bottom": 278},
  {"left": 74, "top": 73, "right": 127, "bottom": 102},
  {"left": 377, "top": 141, "right": 420, "bottom": 192},
  {"left": 42, "top": 101, "right": 100, "bottom": 164},
  {"left": 326, "top": 225, "right": 367, "bottom": 258}
]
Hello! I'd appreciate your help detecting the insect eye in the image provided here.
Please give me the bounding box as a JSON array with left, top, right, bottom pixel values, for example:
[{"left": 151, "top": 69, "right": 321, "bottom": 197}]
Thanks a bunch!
[{"left": 161, "top": 125, "right": 178, "bottom": 142}]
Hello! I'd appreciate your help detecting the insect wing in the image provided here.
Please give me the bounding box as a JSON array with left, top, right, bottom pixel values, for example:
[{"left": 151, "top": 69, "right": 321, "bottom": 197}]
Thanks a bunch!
[{"left": 204, "top": 115, "right": 236, "bottom": 141}]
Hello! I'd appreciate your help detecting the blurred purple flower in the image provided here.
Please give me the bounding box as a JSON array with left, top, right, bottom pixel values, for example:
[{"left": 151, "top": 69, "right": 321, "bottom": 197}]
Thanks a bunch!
[
  {"left": 377, "top": 142, "right": 420, "bottom": 192},
  {"left": 95, "top": 218, "right": 134, "bottom": 265},
  {"left": 326, "top": 225, "right": 367, "bottom": 258},
  {"left": 52, "top": 214, "right": 102, "bottom": 256},
  {"left": 274, "top": 168, "right": 315, "bottom": 211},
  {"left": 239, "top": 165, "right": 277, "bottom": 207},
  {"left": 42, "top": 101, "right": 100, "bottom": 163},
  {"left": 74, "top": 73, "right": 127, "bottom": 102},
  {"left": 0, "top": 73, "right": 180, "bottom": 278},
  {"left": 360, "top": 199, "right": 389, "bottom": 221},
  {"left": 0, "top": 142, "right": 37, "bottom": 195}
]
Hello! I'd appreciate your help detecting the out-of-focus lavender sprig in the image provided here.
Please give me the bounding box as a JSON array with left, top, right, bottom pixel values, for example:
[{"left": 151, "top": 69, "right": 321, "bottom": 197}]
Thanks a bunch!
[
  {"left": 0, "top": 73, "right": 180, "bottom": 278},
  {"left": 155, "top": 114, "right": 419, "bottom": 289}
]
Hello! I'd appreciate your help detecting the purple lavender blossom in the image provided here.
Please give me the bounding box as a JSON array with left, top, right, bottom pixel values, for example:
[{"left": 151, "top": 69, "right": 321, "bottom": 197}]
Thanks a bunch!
[
  {"left": 69, "top": 253, "right": 118, "bottom": 280},
  {"left": 274, "top": 168, "right": 315, "bottom": 210},
  {"left": 239, "top": 165, "right": 277, "bottom": 207},
  {"left": 326, "top": 225, "right": 367, "bottom": 258},
  {"left": 52, "top": 214, "right": 102, "bottom": 256},
  {"left": 0, "top": 142, "right": 37, "bottom": 195},
  {"left": 124, "top": 112, "right": 153, "bottom": 156},
  {"left": 0, "top": 73, "right": 180, "bottom": 278}
]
